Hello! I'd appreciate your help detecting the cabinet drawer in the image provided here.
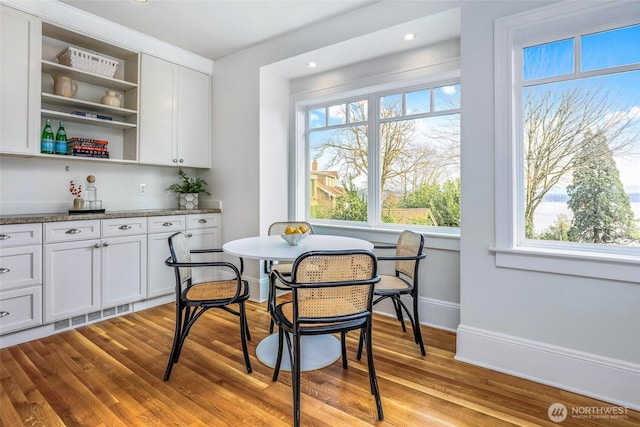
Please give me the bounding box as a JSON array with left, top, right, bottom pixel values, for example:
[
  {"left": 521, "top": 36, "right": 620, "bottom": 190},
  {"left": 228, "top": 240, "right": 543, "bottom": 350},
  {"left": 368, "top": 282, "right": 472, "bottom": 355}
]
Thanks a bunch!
[
  {"left": 0, "top": 285, "right": 43, "bottom": 335},
  {"left": 0, "top": 223, "right": 42, "bottom": 247},
  {"left": 0, "top": 245, "right": 42, "bottom": 291},
  {"left": 102, "top": 217, "right": 147, "bottom": 237},
  {"left": 186, "top": 214, "right": 219, "bottom": 230},
  {"left": 147, "top": 215, "right": 186, "bottom": 234},
  {"left": 44, "top": 220, "right": 101, "bottom": 243}
]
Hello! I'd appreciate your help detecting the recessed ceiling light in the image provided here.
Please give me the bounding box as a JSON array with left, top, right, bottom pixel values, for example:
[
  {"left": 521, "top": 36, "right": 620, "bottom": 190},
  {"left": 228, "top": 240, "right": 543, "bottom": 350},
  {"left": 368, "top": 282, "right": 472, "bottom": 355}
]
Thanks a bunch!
[
  {"left": 404, "top": 33, "right": 417, "bottom": 41},
  {"left": 307, "top": 62, "right": 317, "bottom": 69},
  {"left": 135, "top": 0, "right": 148, "bottom": 3}
]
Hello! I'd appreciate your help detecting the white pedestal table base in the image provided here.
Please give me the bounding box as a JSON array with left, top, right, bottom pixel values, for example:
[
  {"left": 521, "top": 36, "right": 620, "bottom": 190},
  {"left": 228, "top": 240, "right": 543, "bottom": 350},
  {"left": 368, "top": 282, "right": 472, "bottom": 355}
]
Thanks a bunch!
[{"left": 255, "top": 333, "right": 341, "bottom": 372}]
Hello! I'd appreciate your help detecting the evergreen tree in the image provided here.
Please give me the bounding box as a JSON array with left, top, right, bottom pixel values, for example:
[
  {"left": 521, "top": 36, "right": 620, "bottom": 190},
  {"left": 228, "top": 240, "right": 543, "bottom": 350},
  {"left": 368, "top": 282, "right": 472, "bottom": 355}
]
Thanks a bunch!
[{"left": 566, "top": 132, "right": 634, "bottom": 243}]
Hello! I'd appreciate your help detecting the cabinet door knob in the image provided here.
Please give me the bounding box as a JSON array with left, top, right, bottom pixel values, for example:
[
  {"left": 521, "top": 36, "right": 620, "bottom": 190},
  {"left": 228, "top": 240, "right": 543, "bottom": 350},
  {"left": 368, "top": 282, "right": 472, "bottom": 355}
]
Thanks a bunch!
[
  {"left": 186, "top": 233, "right": 193, "bottom": 238},
  {"left": 0, "top": 268, "right": 10, "bottom": 274},
  {"left": 179, "top": 159, "right": 184, "bottom": 163},
  {"left": 173, "top": 159, "right": 178, "bottom": 163},
  {"left": 0, "top": 311, "right": 9, "bottom": 318},
  {"left": 66, "top": 228, "right": 82, "bottom": 234},
  {"left": 0, "top": 234, "right": 10, "bottom": 240},
  {"left": 118, "top": 225, "right": 132, "bottom": 230},
  {"left": 198, "top": 219, "right": 207, "bottom": 223},
  {"left": 162, "top": 222, "right": 173, "bottom": 227},
  {"left": 94, "top": 243, "right": 101, "bottom": 248},
  {"left": 103, "top": 242, "right": 109, "bottom": 247}
]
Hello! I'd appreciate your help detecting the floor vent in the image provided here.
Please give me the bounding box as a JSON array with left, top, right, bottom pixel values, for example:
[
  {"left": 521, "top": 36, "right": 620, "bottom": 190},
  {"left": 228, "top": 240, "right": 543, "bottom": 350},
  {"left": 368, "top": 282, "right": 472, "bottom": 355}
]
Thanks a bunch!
[
  {"left": 53, "top": 319, "right": 70, "bottom": 331},
  {"left": 50, "top": 305, "right": 133, "bottom": 333},
  {"left": 71, "top": 315, "right": 86, "bottom": 326}
]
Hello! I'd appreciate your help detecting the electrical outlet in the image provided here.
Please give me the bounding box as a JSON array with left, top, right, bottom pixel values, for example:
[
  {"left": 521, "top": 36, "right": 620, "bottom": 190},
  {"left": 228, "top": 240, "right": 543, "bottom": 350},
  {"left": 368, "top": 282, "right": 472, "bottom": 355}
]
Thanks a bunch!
[{"left": 139, "top": 183, "right": 147, "bottom": 196}]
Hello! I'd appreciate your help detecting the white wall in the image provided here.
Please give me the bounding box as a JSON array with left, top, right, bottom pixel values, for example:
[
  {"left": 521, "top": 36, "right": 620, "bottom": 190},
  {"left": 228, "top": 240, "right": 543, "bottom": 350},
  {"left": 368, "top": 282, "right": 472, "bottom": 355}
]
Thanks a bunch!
[
  {"left": 0, "top": 156, "right": 203, "bottom": 214},
  {"left": 458, "top": 0, "right": 639, "bottom": 410}
]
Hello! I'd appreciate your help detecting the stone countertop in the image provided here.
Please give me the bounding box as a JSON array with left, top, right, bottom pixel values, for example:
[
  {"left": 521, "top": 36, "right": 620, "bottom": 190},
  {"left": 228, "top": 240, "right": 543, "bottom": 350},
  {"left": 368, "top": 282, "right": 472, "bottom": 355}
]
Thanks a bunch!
[{"left": 0, "top": 209, "right": 222, "bottom": 225}]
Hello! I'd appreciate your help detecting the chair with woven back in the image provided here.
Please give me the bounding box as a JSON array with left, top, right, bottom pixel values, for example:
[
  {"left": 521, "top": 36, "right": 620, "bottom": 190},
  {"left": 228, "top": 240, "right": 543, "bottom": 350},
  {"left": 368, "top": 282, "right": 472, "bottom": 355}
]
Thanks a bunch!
[
  {"left": 266, "top": 221, "right": 314, "bottom": 333},
  {"left": 163, "top": 232, "right": 252, "bottom": 381},
  {"left": 358, "top": 230, "right": 427, "bottom": 357},
  {"left": 270, "top": 250, "right": 383, "bottom": 427}
]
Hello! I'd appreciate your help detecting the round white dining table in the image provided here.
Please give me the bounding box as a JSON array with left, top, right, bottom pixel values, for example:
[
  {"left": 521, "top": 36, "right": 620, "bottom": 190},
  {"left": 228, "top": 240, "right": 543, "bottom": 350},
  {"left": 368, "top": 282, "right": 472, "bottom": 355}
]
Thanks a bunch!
[{"left": 222, "top": 234, "right": 374, "bottom": 371}]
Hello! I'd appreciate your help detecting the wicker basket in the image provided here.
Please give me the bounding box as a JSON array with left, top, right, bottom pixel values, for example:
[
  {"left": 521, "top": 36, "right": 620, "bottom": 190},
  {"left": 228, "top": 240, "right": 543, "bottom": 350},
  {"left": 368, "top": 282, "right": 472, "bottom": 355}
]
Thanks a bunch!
[{"left": 57, "top": 47, "right": 118, "bottom": 78}]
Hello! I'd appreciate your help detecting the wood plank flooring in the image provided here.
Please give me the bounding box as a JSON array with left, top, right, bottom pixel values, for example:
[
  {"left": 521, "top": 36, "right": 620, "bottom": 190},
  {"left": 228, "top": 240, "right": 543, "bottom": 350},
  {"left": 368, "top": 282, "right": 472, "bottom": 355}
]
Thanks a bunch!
[{"left": 1, "top": 301, "right": 638, "bottom": 426}]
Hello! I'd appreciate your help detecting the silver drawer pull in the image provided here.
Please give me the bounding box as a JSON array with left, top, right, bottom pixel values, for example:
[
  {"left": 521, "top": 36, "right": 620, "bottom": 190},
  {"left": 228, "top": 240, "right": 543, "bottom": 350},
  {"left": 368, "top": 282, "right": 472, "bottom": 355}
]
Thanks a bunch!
[
  {"left": 198, "top": 219, "right": 207, "bottom": 223},
  {"left": 186, "top": 233, "right": 193, "bottom": 238},
  {"left": 0, "top": 311, "right": 9, "bottom": 318},
  {"left": 0, "top": 234, "right": 10, "bottom": 240},
  {"left": 65, "top": 228, "right": 82, "bottom": 234},
  {"left": 162, "top": 222, "right": 173, "bottom": 227},
  {"left": 94, "top": 243, "right": 101, "bottom": 248},
  {"left": 103, "top": 242, "right": 109, "bottom": 247},
  {"left": 118, "top": 225, "right": 132, "bottom": 230},
  {"left": 0, "top": 268, "right": 10, "bottom": 274}
]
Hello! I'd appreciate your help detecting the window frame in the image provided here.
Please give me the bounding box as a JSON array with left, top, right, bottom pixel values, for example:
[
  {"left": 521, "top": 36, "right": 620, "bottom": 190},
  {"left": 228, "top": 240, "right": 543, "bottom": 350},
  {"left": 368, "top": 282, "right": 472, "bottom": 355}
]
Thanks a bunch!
[
  {"left": 493, "top": 1, "right": 640, "bottom": 283},
  {"left": 296, "top": 74, "right": 461, "bottom": 234}
]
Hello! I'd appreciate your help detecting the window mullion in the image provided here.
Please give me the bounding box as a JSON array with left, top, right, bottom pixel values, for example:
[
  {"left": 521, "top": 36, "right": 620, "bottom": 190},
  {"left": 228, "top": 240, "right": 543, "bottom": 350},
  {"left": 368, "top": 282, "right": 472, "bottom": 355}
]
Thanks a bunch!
[{"left": 368, "top": 93, "right": 380, "bottom": 227}]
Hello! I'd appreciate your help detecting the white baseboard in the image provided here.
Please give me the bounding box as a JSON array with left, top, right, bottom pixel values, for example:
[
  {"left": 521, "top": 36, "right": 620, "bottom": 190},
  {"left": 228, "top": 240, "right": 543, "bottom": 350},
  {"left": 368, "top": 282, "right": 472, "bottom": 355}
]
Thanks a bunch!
[
  {"left": 374, "top": 295, "right": 460, "bottom": 332},
  {"left": 455, "top": 324, "right": 640, "bottom": 411}
]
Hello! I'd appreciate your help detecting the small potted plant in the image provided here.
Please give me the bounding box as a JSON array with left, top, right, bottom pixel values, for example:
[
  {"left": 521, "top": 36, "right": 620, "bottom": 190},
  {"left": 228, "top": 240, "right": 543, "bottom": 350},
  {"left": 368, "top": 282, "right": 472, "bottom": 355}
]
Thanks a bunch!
[{"left": 166, "top": 168, "right": 211, "bottom": 210}]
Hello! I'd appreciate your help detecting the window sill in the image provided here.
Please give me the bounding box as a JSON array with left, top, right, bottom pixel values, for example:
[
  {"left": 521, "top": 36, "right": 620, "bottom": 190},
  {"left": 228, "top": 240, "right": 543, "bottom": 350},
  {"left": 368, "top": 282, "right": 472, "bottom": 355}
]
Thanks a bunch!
[
  {"left": 311, "top": 223, "right": 460, "bottom": 251},
  {"left": 490, "top": 246, "right": 639, "bottom": 284}
]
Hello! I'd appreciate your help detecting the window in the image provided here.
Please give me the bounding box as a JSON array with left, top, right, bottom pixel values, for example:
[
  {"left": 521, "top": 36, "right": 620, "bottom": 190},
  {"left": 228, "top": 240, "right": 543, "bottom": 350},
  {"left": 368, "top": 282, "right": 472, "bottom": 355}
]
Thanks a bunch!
[
  {"left": 304, "top": 80, "right": 460, "bottom": 230},
  {"left": 494, "top": 2, "right": 639, "bottom": 283}
]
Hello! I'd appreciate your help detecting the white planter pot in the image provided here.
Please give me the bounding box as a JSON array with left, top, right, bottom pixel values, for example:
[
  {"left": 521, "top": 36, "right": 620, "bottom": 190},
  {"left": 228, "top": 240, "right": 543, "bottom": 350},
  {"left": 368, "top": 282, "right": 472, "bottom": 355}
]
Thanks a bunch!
[{"left": 179, "top": 193, "right": 199, "bottom": 210}]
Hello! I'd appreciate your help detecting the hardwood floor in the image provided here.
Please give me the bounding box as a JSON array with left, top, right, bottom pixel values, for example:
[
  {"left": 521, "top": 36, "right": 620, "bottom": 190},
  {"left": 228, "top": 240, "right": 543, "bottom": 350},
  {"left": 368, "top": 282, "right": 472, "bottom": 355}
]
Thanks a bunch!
[{"left": 1, "top": 301, "right": 638, "bottom": 426}]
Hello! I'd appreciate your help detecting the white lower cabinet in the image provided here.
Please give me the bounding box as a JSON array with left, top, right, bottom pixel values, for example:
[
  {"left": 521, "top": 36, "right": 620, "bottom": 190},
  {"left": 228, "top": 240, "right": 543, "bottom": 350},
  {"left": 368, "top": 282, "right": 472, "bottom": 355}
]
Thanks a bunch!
[
  {"left": 0, "top": 223, "right": 43, "bottom": 334},
  {"left": 2, "top": 213, "right": 218, "bottom": 339},
  {"left": 147, "top": 213, "right": 220, "bottom": 297},
  {"left": 147, "top": 215, "right": 186, "bottom": 298},
  {"left": 44, "top": 237, "right": 101, "bottom": 322},
  {"left": 101, "top": 234, "right": 147, "bottom": 308},
  {"left": 186, "top": 214, "right": 220, "bottom": 283},
  {"left": 43, "top": 218, "right": 147, "bottom": 323}
]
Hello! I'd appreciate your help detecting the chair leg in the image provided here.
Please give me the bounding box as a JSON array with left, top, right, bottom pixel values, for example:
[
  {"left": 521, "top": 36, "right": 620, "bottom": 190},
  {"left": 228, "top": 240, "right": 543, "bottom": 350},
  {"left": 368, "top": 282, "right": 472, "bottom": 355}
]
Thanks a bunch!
[
  {"left": 364, "top": 322, "right": 384, "bottom": 421},
  {"left": 164, "top": 303, "right": 184, "bottom": 381},
  {"left": 396, "top": 296, "right": 426, "bottom": 356},
  {"left": 340, "top": 331, "right": 348, "bottom": 369},
  {"left": 239, "top": 302, "right": 252, "bottom": 373},
  {"left": 412, "top": 294, "right": 426, "bottom": 356},
  {"left": 292, "top": 331, "right": 302, "bottom": 427},
  {"left": 392, "top": 297, "right": 407, "bottom": 332},
  {"left": 356, "top": 329, "right": 364, "bottom": 360},
  {"left": 272, "top": 327, "right": 284, "bottom": 382}
]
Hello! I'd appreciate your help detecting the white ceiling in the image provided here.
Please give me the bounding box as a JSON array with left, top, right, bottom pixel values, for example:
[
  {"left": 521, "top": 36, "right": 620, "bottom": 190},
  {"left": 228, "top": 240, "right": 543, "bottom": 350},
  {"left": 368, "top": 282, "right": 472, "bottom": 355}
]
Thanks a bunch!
[{"left": 59, "top": 0, "right": 377, "bottom": 61}]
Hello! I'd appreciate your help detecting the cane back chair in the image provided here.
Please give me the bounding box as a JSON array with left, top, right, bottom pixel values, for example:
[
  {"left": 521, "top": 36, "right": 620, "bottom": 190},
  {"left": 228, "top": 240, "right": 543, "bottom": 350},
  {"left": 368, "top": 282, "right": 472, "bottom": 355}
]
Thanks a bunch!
[
  {"left": 266, "top": 221, "right": 314, "bottom": 333},
  {"left": 164, "top": 232, "right": 252, "bottom": 381},
  {"left": 359, "top": 230, "right": 427, "bottom": 357},
  {"left": 270, "top": 250, "right": 383, "bottom": 427}
]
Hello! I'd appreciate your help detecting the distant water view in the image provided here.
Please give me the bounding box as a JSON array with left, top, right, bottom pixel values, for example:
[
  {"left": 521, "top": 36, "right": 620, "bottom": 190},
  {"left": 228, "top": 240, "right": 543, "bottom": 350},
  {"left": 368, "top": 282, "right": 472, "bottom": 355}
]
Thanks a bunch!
[{"left": 534, "top": 201, "right": 640, "bottom": 233}]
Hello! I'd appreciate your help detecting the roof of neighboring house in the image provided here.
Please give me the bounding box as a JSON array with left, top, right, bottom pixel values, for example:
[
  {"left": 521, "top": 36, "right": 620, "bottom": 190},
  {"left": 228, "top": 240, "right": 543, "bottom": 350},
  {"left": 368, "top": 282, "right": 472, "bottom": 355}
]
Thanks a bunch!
[{"left": 317, "top": 181, "right": 345, "bottom": 198}]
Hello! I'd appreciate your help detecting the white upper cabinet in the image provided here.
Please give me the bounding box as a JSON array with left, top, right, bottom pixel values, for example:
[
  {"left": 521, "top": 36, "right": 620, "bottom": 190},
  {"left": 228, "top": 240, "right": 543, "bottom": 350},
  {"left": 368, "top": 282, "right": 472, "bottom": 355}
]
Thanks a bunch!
[
  {"left": 0, "top": 6, "right": 41, "bottom": 155},
  {"left": 139, "top": 54, "right": 211, "bottom": 168}
]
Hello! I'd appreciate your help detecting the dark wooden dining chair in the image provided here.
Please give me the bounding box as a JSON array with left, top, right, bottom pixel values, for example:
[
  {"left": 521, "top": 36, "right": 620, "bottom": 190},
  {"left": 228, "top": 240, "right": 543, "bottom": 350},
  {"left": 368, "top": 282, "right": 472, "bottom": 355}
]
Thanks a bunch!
[
  {"left": 163, "top": 232, "right": 252, "bottom": 381},
  {"left": 358, "top": 230, "right": 427, "bottom": 357},
  {"left": 266, "top": 221, "right": 314, "bottom": 333},
  {"left": 270, "top": 250, "right": 383, "bottom": 427}
]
